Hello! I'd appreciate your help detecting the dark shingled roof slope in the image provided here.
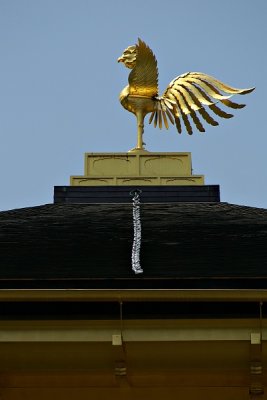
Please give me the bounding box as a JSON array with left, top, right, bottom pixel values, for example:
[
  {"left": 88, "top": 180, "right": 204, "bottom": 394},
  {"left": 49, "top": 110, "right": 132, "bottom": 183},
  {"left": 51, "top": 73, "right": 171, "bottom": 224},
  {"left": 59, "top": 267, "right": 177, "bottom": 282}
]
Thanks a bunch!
[{"left": 0, "top": 202, "right": 267, "bottom": 289}]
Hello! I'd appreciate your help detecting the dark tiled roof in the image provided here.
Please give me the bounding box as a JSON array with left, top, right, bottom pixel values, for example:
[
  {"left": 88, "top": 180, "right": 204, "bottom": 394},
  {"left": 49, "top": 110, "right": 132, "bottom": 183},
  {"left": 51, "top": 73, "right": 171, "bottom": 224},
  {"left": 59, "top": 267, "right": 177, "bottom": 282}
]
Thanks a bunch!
[{"left": 0, "top": 202, "right": 267, "bottom": 288}]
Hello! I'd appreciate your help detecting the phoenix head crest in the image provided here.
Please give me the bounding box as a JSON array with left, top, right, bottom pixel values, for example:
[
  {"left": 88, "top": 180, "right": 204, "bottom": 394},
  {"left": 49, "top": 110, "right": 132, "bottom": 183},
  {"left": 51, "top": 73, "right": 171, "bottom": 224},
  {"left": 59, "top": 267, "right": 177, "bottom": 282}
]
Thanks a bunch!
[
  {"left": 118, "top": 38, "right": 255, "bottom": 152},
  {"left": 117, "top": 45, "right": 137, "bottom": 69}
]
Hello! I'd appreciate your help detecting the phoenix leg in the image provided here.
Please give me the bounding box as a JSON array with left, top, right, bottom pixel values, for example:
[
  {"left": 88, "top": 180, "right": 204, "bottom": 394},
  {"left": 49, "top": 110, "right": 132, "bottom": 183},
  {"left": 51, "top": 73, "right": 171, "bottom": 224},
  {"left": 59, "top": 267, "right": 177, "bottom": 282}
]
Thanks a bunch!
[{"left": 136, "top": 111, "right": 144, "bottom": 150}]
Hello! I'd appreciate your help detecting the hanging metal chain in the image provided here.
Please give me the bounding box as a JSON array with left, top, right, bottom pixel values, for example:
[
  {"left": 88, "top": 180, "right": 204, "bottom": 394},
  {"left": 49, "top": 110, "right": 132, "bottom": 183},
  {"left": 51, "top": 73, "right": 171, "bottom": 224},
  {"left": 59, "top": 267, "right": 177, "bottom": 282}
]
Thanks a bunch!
[{"left": 131, "top": 190, "right": 143, "bottom": 274}]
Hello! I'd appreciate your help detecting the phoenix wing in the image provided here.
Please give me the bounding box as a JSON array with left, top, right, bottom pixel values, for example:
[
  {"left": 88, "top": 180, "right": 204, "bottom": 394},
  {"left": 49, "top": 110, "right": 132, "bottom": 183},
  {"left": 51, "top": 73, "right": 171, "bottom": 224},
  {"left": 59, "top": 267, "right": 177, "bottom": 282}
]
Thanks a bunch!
[
  {"left": 128, "top": 38, "right": 159, "bottom": 98},
  {"left": 149, "top": 72, "right": 254, "bottom": 134}
]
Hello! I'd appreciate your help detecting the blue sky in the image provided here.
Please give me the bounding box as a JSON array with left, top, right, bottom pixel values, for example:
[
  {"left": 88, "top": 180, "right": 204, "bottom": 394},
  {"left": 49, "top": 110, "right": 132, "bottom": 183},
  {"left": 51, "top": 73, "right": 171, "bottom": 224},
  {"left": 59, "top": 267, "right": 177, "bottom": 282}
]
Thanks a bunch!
[{"left": 0, "top": 0, "right": 266, "bottom": 210}]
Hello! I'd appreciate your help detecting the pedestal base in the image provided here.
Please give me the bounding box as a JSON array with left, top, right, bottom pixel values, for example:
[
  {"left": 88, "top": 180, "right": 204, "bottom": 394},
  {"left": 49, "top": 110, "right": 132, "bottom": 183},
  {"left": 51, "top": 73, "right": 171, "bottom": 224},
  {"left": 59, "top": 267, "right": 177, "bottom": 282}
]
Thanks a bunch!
[{"left": 70, "top": 152, "right": 204, "bottom": 186}]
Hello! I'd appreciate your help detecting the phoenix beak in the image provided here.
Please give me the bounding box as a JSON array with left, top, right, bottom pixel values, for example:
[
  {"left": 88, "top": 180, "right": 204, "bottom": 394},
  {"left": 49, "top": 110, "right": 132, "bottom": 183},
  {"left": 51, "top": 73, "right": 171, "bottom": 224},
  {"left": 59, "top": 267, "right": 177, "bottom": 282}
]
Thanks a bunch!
[{"left": 117, "top": 57, "right": 123, "bottom": 63}]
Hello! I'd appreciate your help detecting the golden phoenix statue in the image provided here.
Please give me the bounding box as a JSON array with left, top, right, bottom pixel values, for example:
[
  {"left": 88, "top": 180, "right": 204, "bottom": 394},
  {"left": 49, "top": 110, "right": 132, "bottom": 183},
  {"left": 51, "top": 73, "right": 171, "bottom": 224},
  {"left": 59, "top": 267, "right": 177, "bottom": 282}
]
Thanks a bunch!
[{"left": 118, "top": 38, "right": 254, "bottom": 151}]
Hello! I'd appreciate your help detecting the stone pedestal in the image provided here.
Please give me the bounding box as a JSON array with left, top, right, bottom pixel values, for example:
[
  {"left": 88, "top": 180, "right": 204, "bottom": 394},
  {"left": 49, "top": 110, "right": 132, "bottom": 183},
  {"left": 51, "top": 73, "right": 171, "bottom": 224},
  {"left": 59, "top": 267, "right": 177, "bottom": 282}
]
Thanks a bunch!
[{"left": 70, "top": 152, "right": 204, "bottom": 186}]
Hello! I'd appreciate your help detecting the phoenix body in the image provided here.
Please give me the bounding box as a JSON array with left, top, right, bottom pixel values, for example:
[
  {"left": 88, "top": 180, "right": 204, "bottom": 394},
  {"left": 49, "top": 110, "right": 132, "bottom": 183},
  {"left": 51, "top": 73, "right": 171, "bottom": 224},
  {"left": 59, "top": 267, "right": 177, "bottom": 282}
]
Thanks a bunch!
[{"left": 118, "top": 39, "right": 254, "bottom": 151}]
